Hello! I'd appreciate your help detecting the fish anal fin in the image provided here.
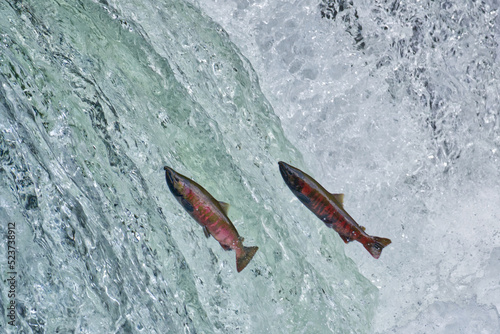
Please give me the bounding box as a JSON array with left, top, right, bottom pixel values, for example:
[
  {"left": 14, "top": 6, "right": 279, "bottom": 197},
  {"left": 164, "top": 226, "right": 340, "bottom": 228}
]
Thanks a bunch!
[
  {"left": 340, "top": 234, "right": 351, "bottom": 244},
  {"left": 203, "top": 226, "right": 211, "bottom": 238},
  {"left": 220, "top": 242, "right": 231, "bottom": 251},
  {"left": 218, "top": 201, "right": 230, "bottom": 215}
]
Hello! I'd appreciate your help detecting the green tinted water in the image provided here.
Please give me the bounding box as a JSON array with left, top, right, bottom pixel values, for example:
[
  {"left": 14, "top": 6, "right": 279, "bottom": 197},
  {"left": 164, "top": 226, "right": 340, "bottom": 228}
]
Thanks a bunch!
[{"left": 0, "top": 0, "right": 376, "bottom": 332}]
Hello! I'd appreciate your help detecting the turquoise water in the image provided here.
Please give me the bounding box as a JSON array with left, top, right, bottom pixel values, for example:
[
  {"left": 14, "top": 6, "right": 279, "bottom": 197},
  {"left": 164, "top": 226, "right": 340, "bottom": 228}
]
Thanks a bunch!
[
  {"left": 2, "top": 0, "right": 500, "bottom": 333},
  {"left": 0, "top": 0, "right": 378, "bottom": 333}
]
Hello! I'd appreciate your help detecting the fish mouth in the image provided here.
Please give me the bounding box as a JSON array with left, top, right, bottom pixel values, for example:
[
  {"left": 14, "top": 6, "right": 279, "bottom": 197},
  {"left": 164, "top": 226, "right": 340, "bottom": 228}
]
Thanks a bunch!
[
  {"left": 278, "top": 161, "right": 291, "bottom": 179},
  {"left": 164, "top": 166, "right": 186, "bottom": 197},
  {"left": 164, "top": 166, "right": 178, "bottom": 187},
  {"left": 278, "top": 161, "right": 303, "bottom": 192}
]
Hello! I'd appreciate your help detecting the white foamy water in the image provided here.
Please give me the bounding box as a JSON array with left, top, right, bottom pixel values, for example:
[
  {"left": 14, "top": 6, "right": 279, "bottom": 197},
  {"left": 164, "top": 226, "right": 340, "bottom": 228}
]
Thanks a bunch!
[{"left": 190, "top": 0, "right": 500, "bottom": 332}]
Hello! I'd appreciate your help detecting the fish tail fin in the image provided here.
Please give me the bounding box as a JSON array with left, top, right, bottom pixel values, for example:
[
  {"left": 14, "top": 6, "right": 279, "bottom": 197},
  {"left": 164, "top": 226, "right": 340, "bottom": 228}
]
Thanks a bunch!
[
  {"left": 364, "top": 236, "right": 392, "bottom": 259},
  {"left": 236, "top": 246, "right": 258, "bottom": 272}
]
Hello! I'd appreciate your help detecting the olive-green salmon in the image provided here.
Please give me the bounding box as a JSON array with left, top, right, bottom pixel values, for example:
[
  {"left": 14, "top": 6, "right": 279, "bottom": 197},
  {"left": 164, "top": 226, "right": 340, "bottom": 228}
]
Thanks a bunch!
[
  {"left": 164, "top": 166, "right": 258, "bottom": 272},
  {"left": 278, "top": 161, "right": 391, "bottom": 259}
]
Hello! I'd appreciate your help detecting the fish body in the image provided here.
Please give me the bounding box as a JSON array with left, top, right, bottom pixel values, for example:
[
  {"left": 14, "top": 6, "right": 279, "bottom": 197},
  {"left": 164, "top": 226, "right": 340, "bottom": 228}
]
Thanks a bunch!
[
  {"left": 164, "top": 166, "right": 258, "bottom": 272},
  {"left": 278, "top": 161, "right": 391, "bottom": 259}
]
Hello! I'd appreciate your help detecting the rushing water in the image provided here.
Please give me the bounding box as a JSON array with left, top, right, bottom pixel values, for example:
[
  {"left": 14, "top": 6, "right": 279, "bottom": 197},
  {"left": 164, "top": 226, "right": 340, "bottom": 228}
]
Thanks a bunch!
[{"left": 1, "top": 0, "right": 499, "bottom": 333}]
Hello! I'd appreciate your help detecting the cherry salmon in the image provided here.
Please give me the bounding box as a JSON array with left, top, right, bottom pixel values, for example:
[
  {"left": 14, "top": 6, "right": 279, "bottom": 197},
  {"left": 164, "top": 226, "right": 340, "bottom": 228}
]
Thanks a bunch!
[
  {"left": 278, "top": 161, "right": 391, "bottom": 259},
  {"left": 164, "top": 166, "right": 258, "bottom": 272}
]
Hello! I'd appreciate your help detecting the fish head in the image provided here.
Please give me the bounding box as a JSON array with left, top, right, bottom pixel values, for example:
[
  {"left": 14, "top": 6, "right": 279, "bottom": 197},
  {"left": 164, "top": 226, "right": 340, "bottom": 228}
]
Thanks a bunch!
[
  {"left": 278, "top": 161, "right": 304, "bottom": 193},
  {"left": 164, "top": 166, "right": 189, "bottom": 198}
]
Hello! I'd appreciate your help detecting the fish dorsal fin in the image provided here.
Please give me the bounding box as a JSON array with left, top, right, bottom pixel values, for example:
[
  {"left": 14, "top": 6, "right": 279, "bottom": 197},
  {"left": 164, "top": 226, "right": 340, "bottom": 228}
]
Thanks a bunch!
[
  {"left": 218, "top": 201, "right": 230, "bottom": 215},
  {"left": 331, "top": 193, "right": 344, "bottom": 206},
  {"left": 203, "top": 226, "right": 211, "bottom": 238}
]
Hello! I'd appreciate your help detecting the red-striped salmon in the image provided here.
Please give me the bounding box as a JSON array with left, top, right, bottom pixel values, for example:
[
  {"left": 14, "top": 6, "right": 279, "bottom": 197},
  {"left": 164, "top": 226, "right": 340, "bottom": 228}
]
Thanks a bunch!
[
  {"left": 164, "top": 167, "right": 258, "bottom": 272},
  {"left": 278, "top": 161, "right": 391, "bottom": 259}
]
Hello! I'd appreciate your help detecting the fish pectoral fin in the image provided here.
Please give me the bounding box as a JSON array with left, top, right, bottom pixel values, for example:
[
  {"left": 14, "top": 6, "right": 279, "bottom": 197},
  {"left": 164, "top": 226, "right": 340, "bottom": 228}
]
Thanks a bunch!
[
  {"left": 331, "top": 193, "right": 344, "bottom": 206},
  {"left": 218, "top": 201, "right": 230, "bottom": 215},
  {"left": 297, "top": 193, "right": 311, "bottom": 204},
  {"left": 203, "top": 226, "right": 211, "bottom": 238},
  {"left": 340, "top": 234, "right": 351, "bottom": 244},
  {"left": 181, "top": 198, "right": 194, "bottom": 212},
  {"left": 219, "top": 242, "right": 232, "bottom": 251}
]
